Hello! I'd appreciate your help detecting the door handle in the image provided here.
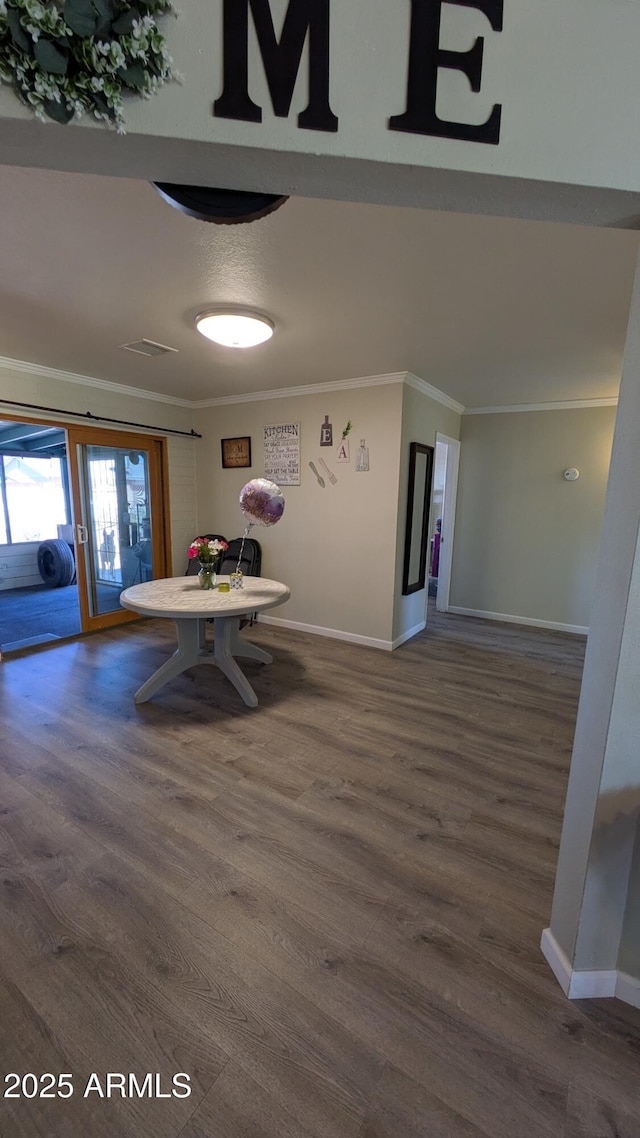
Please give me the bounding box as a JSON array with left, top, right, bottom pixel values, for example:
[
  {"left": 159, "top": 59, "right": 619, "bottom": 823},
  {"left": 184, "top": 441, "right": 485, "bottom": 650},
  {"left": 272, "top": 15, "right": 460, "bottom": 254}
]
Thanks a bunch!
[{"left": 76, "top": 524, "right": 89, "bottom": 544}]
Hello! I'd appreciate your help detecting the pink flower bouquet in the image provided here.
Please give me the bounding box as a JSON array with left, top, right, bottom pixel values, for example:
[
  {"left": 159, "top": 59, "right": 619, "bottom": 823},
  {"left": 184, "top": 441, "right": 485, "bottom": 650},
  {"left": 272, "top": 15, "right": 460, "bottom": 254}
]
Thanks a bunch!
[{"left": 188, "top": 537, "right": 228, "bottom": 566}]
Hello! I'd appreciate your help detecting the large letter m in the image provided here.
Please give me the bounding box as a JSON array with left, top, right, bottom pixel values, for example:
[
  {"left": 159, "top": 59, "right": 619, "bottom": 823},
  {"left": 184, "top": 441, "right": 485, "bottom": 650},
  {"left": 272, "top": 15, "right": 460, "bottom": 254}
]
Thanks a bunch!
[{"left": 214, "top": 0, "right": 338, "bottom": 132}]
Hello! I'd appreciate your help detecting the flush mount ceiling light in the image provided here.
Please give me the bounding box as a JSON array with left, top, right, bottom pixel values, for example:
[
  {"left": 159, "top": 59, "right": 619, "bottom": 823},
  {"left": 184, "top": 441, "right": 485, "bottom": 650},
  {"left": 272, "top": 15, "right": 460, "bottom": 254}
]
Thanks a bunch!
[{"left": 195, "top": 310, "right": 274, "bottom": 349}]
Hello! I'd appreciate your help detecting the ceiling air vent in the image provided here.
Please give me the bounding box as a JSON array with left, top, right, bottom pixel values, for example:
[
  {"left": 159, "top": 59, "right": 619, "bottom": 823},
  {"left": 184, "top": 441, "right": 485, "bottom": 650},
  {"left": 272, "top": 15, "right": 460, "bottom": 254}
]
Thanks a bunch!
[{"left": 120, "top": 339, "right": 178, "bottom": 357}]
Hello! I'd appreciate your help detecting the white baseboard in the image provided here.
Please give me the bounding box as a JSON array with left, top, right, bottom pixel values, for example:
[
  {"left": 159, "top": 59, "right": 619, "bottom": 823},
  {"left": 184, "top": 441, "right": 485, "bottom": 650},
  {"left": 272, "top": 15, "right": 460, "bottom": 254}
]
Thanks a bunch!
[
  {"left": 541, "top": 928, "right": 574, "bottom": 996},
  {"left": 257, "top": 614, "right": 393, "bottom": 651},
  {"left": 615, "top": 971, "right": 640, "bottom": 1009},
  {"left": 448, "top": 607, "right": 588, "bottom": 636},
  {"left": 392, "top": 621, "right": 427, "bottom": 649},
  {"left": 254, "top": 609, "right": 585, "bottom": 648},
  {"left": 541, "top": 928, "right": 617, "bottom": 999}
]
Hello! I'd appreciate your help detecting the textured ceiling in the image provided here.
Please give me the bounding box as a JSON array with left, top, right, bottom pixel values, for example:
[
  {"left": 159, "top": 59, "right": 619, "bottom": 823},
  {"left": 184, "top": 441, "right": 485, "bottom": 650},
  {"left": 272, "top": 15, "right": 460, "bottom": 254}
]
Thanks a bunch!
[{"left": 0, "top": 165, "right": 638, "bottom": 408}]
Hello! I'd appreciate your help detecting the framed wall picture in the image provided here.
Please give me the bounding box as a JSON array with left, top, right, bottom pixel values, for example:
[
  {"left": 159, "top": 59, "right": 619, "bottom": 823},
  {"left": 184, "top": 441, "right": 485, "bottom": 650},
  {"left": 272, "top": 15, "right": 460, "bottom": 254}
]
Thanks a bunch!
[{"left": 221, "top": 436, "right": 252, "bottom": 469}]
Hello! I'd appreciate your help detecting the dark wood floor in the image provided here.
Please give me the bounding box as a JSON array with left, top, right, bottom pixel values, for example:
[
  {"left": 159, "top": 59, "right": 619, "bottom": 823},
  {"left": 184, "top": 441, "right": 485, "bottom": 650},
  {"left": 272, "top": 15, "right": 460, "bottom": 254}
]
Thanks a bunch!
[{"left": 1, "top": 606, "right": 639, "bottom": 1138}]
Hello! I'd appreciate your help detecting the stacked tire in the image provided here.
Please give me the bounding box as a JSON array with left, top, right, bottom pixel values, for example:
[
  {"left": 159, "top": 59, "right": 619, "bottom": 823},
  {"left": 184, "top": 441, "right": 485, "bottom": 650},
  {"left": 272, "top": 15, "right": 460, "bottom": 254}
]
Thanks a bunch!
[{"left": 37, "top": 539, "right": 76, "bottom": 587}]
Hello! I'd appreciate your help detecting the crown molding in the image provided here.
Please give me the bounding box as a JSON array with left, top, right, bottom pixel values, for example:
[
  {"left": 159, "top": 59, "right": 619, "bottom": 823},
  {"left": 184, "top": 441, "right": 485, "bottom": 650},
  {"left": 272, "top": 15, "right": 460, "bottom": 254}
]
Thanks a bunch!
[
  {"left": 404, "top": 372, "right": 466, "bottom": 415},
  {"left": 0, "top": 356, "right": 416, "bottom": 410},
  {"left": 192, "top": 372, "right": 409, "bottom": 407},
  {"left": 0, "top": 354, "right": 615, "bottom": 417},
  {"left": 0, "top": 357, "right": 456, "bottom": 411},
  {"left": 0, "top": 355, "right": 193, "bottom": 408},
  {"left": 464, "top": 397, "right": 619, "bottom": 415},
  {"left": 195, "top": 371, "right": 465, "bottom": 410}
]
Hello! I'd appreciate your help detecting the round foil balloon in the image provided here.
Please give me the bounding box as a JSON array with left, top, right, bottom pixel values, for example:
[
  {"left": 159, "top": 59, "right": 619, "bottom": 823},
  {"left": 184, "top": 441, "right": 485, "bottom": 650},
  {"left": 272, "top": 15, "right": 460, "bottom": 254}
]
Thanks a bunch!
[{"left": 239, "top": 478, "right": 285, "bottom": 527}]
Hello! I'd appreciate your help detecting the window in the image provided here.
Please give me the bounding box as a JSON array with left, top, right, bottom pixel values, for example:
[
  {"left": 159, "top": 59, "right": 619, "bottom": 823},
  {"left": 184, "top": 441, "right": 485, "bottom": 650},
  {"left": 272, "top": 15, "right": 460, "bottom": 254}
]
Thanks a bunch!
[{"left": 1, "top": 455, "right": 68, "bottom": 544}]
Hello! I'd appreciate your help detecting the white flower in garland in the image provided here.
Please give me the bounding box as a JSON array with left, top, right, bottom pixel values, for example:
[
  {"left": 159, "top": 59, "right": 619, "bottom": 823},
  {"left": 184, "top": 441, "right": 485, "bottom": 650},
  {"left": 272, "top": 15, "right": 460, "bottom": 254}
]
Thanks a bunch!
[{"left": 0, "top": 0, "right": 176, "bottom": 133}]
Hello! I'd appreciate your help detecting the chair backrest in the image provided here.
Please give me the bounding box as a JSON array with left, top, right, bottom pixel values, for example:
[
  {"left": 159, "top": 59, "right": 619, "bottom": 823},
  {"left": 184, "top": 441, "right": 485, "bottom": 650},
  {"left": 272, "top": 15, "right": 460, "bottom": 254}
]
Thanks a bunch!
[
  {"left": 185, "top": 534, "right": 227, "bottom": 575},
  {"left": 218, "top": 537, "right": 262, "bottom": 578},
  {"left": 134, "top": 540, "right": 153, "bottom": 570}
]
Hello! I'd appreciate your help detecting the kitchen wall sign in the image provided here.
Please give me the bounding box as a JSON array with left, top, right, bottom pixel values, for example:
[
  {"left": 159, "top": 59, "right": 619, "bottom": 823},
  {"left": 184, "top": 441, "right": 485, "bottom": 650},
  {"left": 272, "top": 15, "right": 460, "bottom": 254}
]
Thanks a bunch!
[{"left": 264, "top": 422, "right": 301, "bottom": 485}]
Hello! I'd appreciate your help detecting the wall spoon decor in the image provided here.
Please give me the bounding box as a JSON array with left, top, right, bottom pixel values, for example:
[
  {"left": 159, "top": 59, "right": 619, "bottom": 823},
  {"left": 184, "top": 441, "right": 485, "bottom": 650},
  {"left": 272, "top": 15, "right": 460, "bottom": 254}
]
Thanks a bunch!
[{"left": 309, "top": 461, "right": 325, "bottom": 488}]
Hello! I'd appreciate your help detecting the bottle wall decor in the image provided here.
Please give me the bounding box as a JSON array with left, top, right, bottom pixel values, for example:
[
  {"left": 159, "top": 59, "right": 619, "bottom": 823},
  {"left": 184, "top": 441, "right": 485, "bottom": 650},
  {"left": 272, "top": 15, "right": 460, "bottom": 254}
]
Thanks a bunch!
[
  {"left": 336, "top": 418, "right": 352, "bottom": 463},
  {"left": 356, "top": 439, "right": 369, "bottom": 472},
  {"left": 320, "top": 415, "right": 333, "bottom": 446},
  {"left": 336, "top": 438, "right": 350, "bottom": 463}
]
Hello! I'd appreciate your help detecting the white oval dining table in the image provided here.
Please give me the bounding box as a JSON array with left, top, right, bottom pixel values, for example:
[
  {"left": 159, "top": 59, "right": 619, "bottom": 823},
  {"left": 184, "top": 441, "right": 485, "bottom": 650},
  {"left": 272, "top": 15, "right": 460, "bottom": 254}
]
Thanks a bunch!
[{"left": 120, "top": 575, "right": 290, "bottom": 707}]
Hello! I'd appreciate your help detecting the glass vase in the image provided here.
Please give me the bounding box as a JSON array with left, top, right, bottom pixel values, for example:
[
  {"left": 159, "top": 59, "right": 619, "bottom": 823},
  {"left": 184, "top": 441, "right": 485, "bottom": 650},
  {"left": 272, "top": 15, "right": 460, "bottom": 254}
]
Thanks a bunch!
[{"left": 197, "top": 562, "right": 217, "bottom": 590}]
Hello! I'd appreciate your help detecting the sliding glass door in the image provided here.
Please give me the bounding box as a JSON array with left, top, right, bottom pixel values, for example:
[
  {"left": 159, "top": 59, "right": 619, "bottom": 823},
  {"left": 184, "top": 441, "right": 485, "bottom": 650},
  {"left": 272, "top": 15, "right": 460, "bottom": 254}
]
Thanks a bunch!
[{"left": 67, "top": 426, "right": 169, "bottom": 632}]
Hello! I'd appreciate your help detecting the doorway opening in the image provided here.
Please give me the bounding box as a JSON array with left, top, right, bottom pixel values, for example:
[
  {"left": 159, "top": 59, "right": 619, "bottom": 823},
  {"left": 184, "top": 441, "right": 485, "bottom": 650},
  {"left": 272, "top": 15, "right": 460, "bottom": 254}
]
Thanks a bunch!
[
  {"left": 428, "top": 433, "right": 460, "bottom": 613},
  {"left": 0, "top": 418, "right": 78, "bottom": 651},
  {"left": 0, "top": 416, "right": 170, "bottom": 653}
]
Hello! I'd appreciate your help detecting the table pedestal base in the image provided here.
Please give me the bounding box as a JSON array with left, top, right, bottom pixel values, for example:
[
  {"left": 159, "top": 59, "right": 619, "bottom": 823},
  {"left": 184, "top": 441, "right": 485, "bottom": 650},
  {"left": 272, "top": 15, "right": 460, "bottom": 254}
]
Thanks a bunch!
[{"left": 133, "top": 616, "right": 272, "bottom": 707}]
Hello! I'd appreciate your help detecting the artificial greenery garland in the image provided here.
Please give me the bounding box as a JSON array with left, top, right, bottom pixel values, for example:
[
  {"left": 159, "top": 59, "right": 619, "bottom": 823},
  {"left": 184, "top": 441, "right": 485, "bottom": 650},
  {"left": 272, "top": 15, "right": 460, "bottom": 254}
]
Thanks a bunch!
[{"left": 0, "top": 0, "right": 176, "bottom": 131}]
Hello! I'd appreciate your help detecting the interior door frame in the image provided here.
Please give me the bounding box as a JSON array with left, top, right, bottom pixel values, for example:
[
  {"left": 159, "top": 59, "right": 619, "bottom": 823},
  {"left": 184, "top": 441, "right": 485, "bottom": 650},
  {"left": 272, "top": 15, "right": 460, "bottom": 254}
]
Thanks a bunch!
[
  {"left": 66, "top": 424, "right": 171, "bottom": 632},
  {"left": 434, "top": 433, "right": 461, "bottom": 613}
]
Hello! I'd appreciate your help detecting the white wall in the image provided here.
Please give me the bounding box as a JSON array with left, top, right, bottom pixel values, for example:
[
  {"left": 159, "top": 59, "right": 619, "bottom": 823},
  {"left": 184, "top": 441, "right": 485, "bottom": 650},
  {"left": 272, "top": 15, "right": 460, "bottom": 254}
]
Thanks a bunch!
[
  {"left": 0, "top": 542, "right": 40, "bottom": 591},
  {"left": 0, "top": 363, "right": 199, "bottom": 576},
  {"left": 450, "top": 407, "right": 616, "bottom": 631},
  {"left": 619, "top": 821, "right": 640, "bottom": 977},
  {"left": 195, "top": 382, "right": 404, "bottom": 646},
  {"left": 6, "top": 0, "right": 640, "bottom": 224},
  {"left": 545, "top": 255, "right": 640, "bottom": 996},
  {"left": 0, "top": 364, "right": 614, "bottom": 644},
  {"left": 578, "top": 519, "right": 640, "bottom": 970}
]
